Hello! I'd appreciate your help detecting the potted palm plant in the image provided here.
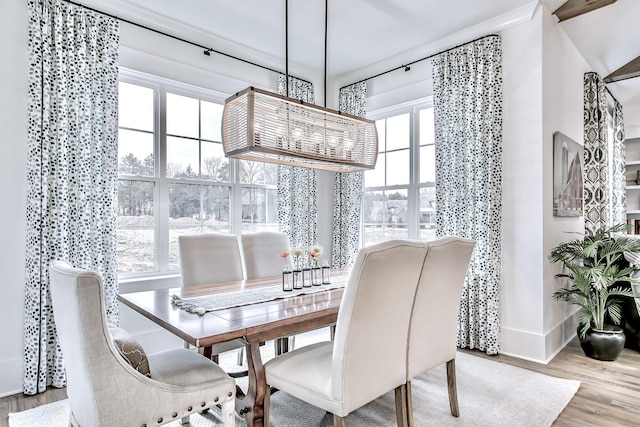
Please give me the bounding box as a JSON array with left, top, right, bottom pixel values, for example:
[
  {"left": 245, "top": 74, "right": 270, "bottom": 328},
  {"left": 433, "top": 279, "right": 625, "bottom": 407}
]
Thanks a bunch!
[{"left": 549, "top": 223, "right": 640, "bottom": 361}]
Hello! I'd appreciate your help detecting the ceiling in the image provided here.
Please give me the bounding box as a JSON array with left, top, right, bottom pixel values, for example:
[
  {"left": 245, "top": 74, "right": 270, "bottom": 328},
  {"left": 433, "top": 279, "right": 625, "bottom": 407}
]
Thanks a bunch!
[{"left": 82, "top": 0, "right": 640, "bottom": 118}]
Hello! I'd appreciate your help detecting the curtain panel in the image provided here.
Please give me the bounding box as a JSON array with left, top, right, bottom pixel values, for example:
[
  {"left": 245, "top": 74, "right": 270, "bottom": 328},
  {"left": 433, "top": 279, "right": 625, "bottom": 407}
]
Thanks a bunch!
[
  {"left": 432, "top": 35, "right": 503, "bottom": 354},
  {"left": 332, "top": 82, "right": 367, "bottom": 268},
  {"left": 583, "top": 72, "right": 626, "bottom": 234},
  {"left": 25, "top": 0, "right": 119, "bottom": 395},
  {"left": 277, "top": 75, "right": 319, "bottom": 251}
]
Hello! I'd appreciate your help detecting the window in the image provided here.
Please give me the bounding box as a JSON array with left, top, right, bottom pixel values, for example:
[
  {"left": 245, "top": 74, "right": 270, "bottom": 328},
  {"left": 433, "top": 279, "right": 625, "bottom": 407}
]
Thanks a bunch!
[
  {"left": 362, "top": 102, "right": 436, "bottom": 245},
  {"left": 117, "top": 71, "right": 277, "bottom": 278}
]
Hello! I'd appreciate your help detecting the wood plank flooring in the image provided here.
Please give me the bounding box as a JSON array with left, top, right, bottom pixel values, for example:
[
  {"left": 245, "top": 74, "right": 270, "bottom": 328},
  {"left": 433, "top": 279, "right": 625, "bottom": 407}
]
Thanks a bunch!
[{"left": 1, "top": 337, "right": 639, "bottom": 427}]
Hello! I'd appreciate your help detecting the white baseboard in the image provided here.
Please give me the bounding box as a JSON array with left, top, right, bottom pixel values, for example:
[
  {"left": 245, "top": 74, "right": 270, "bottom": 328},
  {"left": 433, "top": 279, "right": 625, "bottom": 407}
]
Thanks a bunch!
[
  {"left": 500, "top": 315, "right": 577, "bottom": 364},
  {"left": 0, "top": 357, "right": 25, "bottom": 398}
]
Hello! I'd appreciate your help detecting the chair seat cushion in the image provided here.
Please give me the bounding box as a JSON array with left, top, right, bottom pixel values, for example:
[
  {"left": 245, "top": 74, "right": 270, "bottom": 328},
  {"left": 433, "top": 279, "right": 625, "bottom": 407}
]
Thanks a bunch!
[
  {"left": 265, "top": 341, "right": 343, "bottom": 415},
  {"left": 148, "top": 348, "right": 232, "bottom": 388},
  {"left": 108, "top": 325, "right": 151, "bottom": 377}
]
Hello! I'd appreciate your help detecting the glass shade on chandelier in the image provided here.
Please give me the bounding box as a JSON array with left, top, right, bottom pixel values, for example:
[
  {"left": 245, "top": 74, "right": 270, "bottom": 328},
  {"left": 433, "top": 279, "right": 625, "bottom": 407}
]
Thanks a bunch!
[{"left": 222, "top": 87, "right": 378, "bottom": 172}]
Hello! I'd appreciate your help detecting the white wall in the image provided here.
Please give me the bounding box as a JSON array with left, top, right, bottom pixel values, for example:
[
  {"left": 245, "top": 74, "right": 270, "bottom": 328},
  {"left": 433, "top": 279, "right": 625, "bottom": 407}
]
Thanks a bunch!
[
  {"left": 0, "top": 0, "right": 598, "bottom": 397},
  {"left": 0, "top": 0, "right": 29, "bottom": 397}
]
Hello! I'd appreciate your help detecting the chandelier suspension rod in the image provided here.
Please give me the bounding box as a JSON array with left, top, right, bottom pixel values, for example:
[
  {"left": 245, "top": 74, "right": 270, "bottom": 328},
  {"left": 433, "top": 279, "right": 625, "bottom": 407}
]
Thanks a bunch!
[
  {"left": 285, "top": 0, "right": 290, "bottom": 97},
  {"left": 324, "top": 0, "right": 328, "bottom": 108}
]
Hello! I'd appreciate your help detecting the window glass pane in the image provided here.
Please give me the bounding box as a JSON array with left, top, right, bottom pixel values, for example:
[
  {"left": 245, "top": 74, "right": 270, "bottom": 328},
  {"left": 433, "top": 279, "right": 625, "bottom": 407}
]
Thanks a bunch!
[
  {"left": 419, "top": 187, "right": 436, "bottom": 241},
  {"left": 118, "top": 129, "right": 154, "bottom": 176},
  {"left": 202, "top": 185, "right": 231, "bottom": 225},
  {"left": 117, "top": 180, "right": 155, "bottom": 274},
  {"left": 239, "top": 161, "right": 277, "bottom": 185},
  {"left": 167, "top": 136, "right": 200, "bottom": 178},
  {"left": 386, "top": 149, "right": 410, "bottom": 186},
  {"left": 167, "top": 184, "right": 231, "bottom": 270},
  {"left": 201, "top": 101, "right": 223, "bottom": 142},
  {"left": 119, "top": 82, "right": 153, "bottom": 131},
  {"left": 375, "top": 119, "right": 386, "bottom": 152},
  {"left": 167, "top": 93, "right": 199, "bottom": 138},
  {"left": 201, "top": 141, "right": 229, "bottom": 181},
  {"left": 169, "top": 183, "right": 201, "bottom": 224},
  {"left": 362, "top": 190, "right": 409, "bottom": 245},
  {"left": 364, "top": 155, "right": 385, "bottom": 188},
  {"left": 419, "top": 108, "right": 435, "bottom": 146},
  {"left": 386, "top": 113, "right": 410, "bottom": 151},
  {"left": 266, "top": 188, "right": 278, "bottom": 224},
  {"left": 420, "top": 145, "right": 436, "bottom": 183},
  {"left": 242, "top": 187, "right": 267, "bottom": 225}
]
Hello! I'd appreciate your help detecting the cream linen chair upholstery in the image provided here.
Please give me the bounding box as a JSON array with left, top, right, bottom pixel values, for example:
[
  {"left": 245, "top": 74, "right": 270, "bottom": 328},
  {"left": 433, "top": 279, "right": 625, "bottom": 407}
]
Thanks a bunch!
[
  {"left": 240, "top": 231, "right": 292, "bottom": 279},
  {"left": 179, "top": 233, "right": 246, "bottom": 368},
  {"left": 49, "top": 261, "right": 236, "bottom": 427},
  {"left": 179, "top": 233, "right": 244, "bottom": 285},
  {"left": 240, "top": 231, "right": 294, "bottom": 354},
  {"left": 404, "top": 237, "right": 475, "bottom": 426},
  {"left": 263, "top": 240, "right": 429, "bottom": 426}
]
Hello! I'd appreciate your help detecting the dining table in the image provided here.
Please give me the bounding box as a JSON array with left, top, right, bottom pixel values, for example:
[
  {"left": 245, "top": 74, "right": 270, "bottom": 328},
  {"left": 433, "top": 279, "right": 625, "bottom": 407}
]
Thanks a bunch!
[{"left": 117, "top": 269, "right": 349, "bottom": 427}]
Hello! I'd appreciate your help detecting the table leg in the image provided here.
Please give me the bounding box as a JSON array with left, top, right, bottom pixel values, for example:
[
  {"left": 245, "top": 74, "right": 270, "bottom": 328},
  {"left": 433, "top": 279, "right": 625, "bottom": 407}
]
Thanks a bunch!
[{"left": 235, "top": 341, "right": 265, "bottom": 427}]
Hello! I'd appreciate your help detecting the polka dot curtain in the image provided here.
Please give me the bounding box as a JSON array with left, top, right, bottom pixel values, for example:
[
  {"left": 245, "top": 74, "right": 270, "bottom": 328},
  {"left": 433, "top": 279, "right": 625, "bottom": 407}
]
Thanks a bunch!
[
  {"left": 25, "top": 0, "right": 119, "bottom": 395},
  {"left": 332, "top": 82, "right": 367, "bottom": 268},
  {"left": 432, "top": 36, "right": 503, "bottom": 355},
  {"left": 277, "top": 75, "right": 319, "bottom": 251},
  {"left": 583, "top": 72, "right": 626, "bottom": 235}
]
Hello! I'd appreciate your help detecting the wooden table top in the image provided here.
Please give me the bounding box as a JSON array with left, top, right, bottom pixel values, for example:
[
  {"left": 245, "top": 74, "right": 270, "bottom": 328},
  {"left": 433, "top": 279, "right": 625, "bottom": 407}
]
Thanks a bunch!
[{"left": 118, "top": 270, "right": 349, "bottom": 348}]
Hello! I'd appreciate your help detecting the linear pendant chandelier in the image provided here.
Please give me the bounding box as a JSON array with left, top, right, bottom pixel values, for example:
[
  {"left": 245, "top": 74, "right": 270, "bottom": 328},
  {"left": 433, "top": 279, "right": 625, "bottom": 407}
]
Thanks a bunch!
[{"left": 221, "top": 0, "right": 378, "bottom": 173}]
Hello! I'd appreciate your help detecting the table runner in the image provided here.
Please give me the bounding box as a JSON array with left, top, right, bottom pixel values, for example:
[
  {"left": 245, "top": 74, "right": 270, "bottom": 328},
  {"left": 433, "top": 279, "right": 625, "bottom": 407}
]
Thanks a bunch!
[{"left": 171, "top": 276, "right": 348, "bottom": 315}]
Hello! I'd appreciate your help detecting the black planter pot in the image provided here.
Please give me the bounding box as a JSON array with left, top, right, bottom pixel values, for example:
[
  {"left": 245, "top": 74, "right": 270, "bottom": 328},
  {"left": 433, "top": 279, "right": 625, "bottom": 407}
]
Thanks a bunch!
[{"left": 578, "top": 325, "right": 626, "bottom": 361}]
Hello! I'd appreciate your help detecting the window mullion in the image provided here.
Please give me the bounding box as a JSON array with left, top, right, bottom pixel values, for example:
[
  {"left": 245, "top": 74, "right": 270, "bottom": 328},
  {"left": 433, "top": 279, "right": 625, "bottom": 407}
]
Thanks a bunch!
[{"left": 156, "top": 84, "right": 170, "bottom": 271}]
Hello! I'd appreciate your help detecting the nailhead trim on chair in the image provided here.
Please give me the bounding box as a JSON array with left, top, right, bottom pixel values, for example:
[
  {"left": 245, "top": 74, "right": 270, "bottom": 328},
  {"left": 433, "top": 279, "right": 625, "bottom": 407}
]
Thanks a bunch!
[
  {"left": 172, "top": 412, "right": 178, "bottom": 418},
  {"left": 157, "top": 417, "right": 163, "bottom": 423},
  {"left": 215, "top": 396, "right": 219, "bottom": 402},
  {"left": 228, "top": 391, "right": 233, "bottom": 397}
]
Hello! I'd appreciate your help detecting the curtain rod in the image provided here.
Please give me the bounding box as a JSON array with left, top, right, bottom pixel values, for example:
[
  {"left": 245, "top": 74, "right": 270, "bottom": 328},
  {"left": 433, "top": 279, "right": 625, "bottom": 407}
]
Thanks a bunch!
[
  {"left": 62, "top": 0, "right": 313, "bottom": 86},
  {"left": 340, "top": 34, "right": 499, "bottom": 91}
]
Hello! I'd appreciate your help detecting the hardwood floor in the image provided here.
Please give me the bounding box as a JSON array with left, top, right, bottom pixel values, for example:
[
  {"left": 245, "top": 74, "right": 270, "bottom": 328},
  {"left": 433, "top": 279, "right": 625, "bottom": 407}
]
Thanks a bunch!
[{"left": 1, "top": 337, "right": 639, "bottom": 427}]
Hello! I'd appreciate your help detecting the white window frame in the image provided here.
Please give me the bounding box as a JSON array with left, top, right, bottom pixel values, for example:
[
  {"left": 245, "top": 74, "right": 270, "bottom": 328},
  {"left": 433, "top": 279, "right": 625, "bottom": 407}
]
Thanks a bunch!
[
  {"left": 363, "top": 97, "right": 435, "bottom": 244},
  {"left": 118, "top": 69, "right": 277, "bottom": 290}
]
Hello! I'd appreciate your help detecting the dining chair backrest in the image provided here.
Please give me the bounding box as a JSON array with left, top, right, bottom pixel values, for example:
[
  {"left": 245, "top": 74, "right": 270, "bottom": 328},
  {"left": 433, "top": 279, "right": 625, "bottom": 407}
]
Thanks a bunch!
[
  {"left": 407, "top": 237, "right": 475, "bottom": 380},
  {"left": 240, "top": 231, "right": 291, "bottom": 280},
  {"left": 331, "top": 239, "right": 428, "bottom": 413},
  {"left": 179, "top": 233, "right": 244, "bottom": 286},
  {"left": 49, "top": 260, "right": 236, "bottom": 426}
]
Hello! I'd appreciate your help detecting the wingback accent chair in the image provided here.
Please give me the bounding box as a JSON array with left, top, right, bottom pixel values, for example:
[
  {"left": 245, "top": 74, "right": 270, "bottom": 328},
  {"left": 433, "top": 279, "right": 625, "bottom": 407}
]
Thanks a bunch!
[
  {"left": 263, "top": 240, "right": 429, "bottom": 427},
  {"left": 178, "top": 233, "right": 247, "bottom": 369},
  {"left": 49, "top": 260, "right": 236, "bottom": 427},
  {"left": 404, "top": 237, "right": 475, "bottom": 426}
]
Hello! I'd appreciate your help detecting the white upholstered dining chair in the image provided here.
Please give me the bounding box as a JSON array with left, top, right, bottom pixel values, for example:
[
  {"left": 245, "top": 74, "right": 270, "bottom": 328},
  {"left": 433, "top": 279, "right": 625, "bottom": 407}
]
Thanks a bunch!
[
  {"left": 240, "top": 231, "right": 295, "bottom": 354},
  {"left": 240, "top": 231, "right": 292, "bottom": 280},
  {"left": 263, "top": 239, "right": 430, "bottom": 427},
  {"left": 404, "top": 237, "right": 475, "bottom": 426},
  {"left": 178, "top": 232, "right": 246, "bottom": 369},
  {"left": 49, "top": 260, "right": 236, "bottom": 427}
]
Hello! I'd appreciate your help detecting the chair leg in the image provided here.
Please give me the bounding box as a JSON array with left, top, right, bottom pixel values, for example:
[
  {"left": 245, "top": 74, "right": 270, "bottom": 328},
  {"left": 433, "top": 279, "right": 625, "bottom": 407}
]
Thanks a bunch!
[
  {"left": 264, "top": 386, "right": 271, "bottom": 427},
  {"left": 237, "top": 347, "right": 244, "bottom": 366},
  {"left": 394, "top": 384, "right": 409, "bottom": 427},
  {"left": 406, "top": 381, "right": 414, "bottom": 427},
  {"left": 446, "top": 359, "right": 459, "bottom": 417},
  {"left": 333, "top": 414, "right": 347, "bottom": 427},
  {"left": 275, "top": 337, "right": 289, "bottom": 355},
  {"left": 221, "top": 398, "right": 236, "bottom": 427}
]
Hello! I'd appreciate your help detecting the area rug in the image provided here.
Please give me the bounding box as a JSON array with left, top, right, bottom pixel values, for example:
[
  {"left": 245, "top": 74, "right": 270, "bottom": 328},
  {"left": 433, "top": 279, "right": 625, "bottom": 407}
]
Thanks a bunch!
[{"left": 9, "top": 350, "right": 579, "bottom": 427}]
